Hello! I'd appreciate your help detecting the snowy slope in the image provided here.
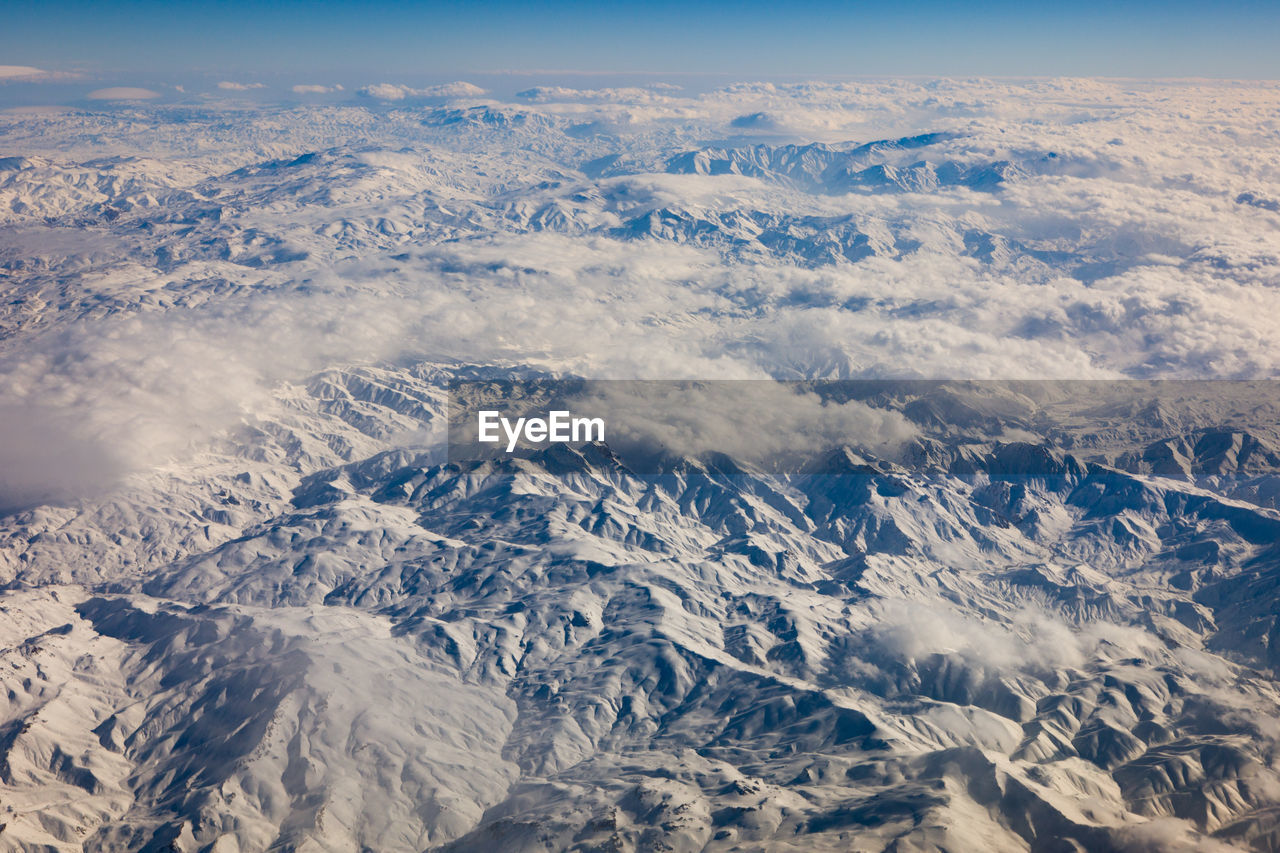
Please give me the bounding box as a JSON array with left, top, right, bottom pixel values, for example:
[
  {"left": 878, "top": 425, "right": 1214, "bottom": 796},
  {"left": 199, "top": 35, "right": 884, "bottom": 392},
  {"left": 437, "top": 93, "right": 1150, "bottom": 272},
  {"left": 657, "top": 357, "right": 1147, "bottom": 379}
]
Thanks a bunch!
[{"left": 3, "top": 79, "right": 1280, "bottom": 851}]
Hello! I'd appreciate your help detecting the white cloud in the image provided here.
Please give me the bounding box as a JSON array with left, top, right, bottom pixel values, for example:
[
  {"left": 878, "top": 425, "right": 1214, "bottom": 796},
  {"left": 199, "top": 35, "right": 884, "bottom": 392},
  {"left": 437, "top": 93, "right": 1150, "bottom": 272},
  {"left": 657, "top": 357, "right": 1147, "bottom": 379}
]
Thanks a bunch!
[
  {"left": 217, "top": 81, "right": 266, "bottom": 91},
  {"left": 425, "top": 81, "right": 487, "bottom": 97},
  {"left": 868, "top": 599, "right": 1168, "bottom": 675},
  {"left": 569, "top": 382, "right": 918, "bottom": 466},
  {"left": 0, "top": 105, "right": 76, "bottom": 115},
  {"left": 515, "top": 85, "right": 682, "bottom": 104},
  {"left": 0, "top": 65, "right": 47, "bottom": 80},
  {"left": 1113, "top": 818, "right": 1241, "bottom": 853},
  {"left": 0, "top": 65, "right": 79, "bottom": 82},
  {"left": 357, "top": 81, "right": 487, "bottom": 101},
  {"left": 358, "top": 83, "right": 411, "bottom": 101},
  {"left": 292, "top": 84, "right": 342, "bottom": 94},
  {"left": 5, "top": 77, "right": 1280, "bottom": 501},
  {"left": 0, "top": 402, "right": 123, "bottom": 512},
  {"left": 86, "top": 87, "right": 161, "bottom": 100}
]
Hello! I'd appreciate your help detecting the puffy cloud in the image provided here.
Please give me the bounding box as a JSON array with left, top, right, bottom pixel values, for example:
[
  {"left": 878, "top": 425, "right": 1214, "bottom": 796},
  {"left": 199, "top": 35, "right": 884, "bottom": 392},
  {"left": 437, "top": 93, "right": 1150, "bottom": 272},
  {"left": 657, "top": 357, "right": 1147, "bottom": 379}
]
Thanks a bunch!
[
  {"left": 0, "top": 283, "right": 424, "bottom": 508},
  {"left": 871, "top": 601, "right": 1084, "bottom": 672},
  {"left": 729, "top": 111, "right": 780, "bottom": 130},
  {"left": 429, "top": 81, "right": 487, "bottom": 97},
  {"left": 217, "top": 81, "right": 266, "bottom": 91},
  {"left": 86, "top": 87, "right": 161, "bottom": 100},
  {"left": 292, "top": 84, "right": 342, "bottom": 94},
  {"left": 358, "top": 83, "right": 411, "bottom": 101}
]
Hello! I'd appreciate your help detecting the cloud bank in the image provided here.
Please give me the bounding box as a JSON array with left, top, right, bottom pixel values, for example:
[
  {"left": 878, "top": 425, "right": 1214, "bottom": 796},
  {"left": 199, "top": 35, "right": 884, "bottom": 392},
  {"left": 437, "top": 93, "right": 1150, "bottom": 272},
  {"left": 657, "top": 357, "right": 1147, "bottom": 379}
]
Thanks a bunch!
[{"left": 3, "top": 77, "right": 1280, "bottom": 501}]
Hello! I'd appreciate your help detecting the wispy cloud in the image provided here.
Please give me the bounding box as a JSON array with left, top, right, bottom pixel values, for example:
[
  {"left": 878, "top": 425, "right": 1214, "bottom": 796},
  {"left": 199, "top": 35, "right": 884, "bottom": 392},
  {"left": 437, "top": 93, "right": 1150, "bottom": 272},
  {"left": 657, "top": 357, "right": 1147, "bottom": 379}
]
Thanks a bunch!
[
  {"left": 357, "top": 81, "right": 486, "bottom": 101},
  {"left": 0, "top": 65, "right": 79, "bottom": 82},
  {"left": 292, "top": 84, "right": 343, "bottom": 94},
  {"left": 515, "top": 84, "right": 684, "bottom": 104},
  {"left": 86, "top": 86, "right": 161, "bottom": 100},
  {"left": 217, "top": 81, "right": 267, "bottom": 91}
]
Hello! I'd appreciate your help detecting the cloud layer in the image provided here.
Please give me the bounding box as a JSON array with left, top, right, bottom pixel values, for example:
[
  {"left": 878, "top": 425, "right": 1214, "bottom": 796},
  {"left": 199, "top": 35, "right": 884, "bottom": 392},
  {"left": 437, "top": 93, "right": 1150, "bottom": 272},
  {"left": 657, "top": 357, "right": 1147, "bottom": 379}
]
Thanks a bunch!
[{"left": 3, "top": 77, "right": 1280, "bottom": 500}]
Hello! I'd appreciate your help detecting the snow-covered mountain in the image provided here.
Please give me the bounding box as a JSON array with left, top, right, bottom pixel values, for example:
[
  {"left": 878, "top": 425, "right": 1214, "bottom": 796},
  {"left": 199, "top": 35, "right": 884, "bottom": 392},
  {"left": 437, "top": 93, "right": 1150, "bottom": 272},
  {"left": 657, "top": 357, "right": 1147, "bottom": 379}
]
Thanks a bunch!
[{"left": 3, "top": 79, "right": 1280, "bottom": 851}]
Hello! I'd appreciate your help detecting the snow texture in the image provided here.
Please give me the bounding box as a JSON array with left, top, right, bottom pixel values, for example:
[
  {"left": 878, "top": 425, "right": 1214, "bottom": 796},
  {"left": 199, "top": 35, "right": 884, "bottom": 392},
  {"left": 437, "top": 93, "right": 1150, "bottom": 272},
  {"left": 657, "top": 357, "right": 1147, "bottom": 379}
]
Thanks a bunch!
[{"left": 3, "top": 78, "right": 1280, "bottom": 851}]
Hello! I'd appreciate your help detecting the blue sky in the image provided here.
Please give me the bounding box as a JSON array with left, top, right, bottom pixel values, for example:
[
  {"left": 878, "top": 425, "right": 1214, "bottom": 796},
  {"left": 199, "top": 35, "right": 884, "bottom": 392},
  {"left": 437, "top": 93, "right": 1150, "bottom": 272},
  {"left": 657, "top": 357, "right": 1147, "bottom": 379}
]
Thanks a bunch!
[{"left": 3, "top": 0, "right": 1279, "bottom": 79}]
